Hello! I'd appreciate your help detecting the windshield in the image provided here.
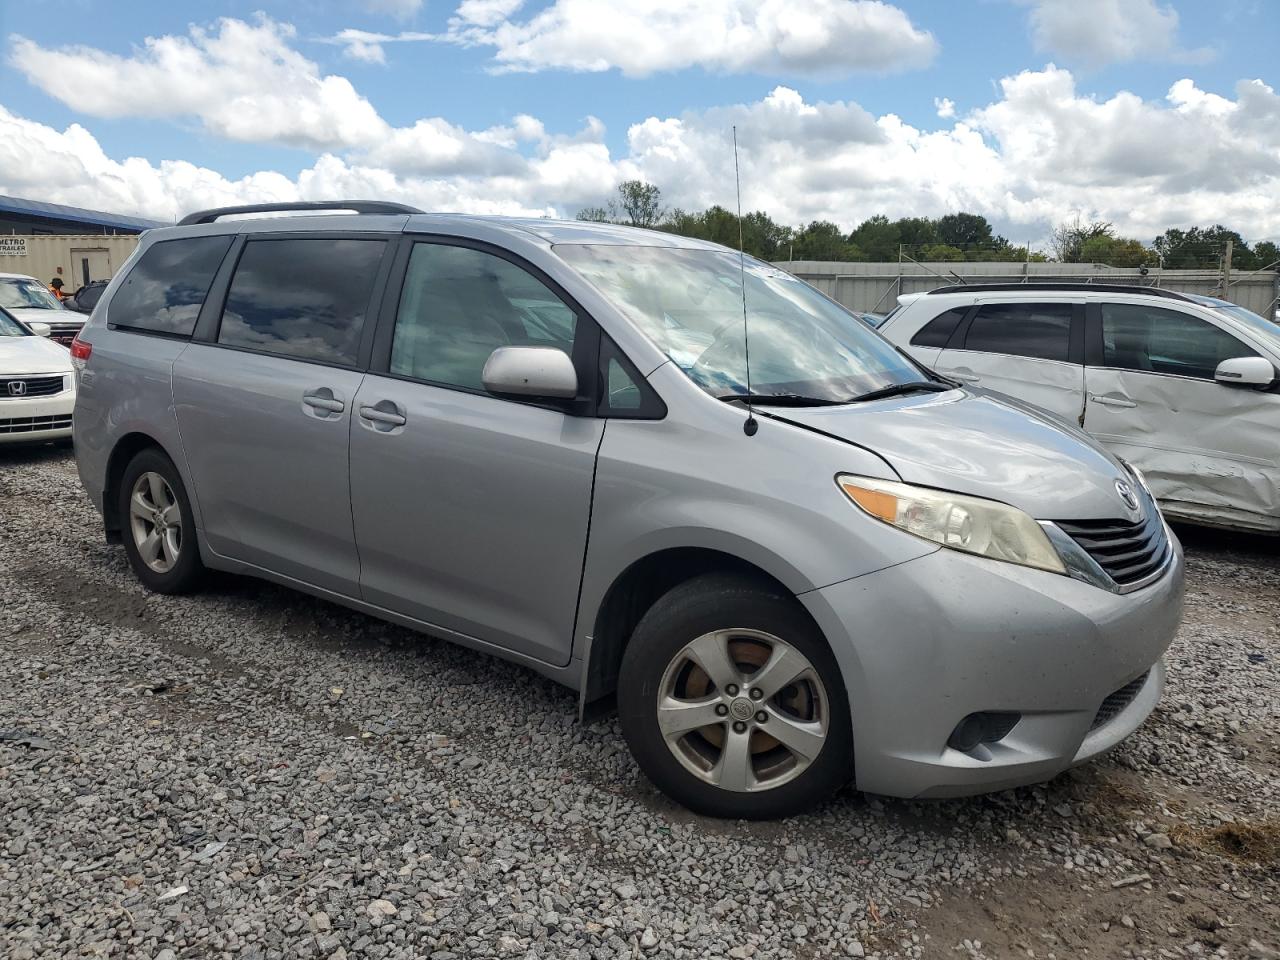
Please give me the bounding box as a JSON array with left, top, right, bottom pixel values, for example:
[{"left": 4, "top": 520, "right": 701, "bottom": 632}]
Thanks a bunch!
[
  {"left": 0, "top": 309, "right": 28, "bottom": 337},
  {"left": 1213, "top": 302, "right": 1280, "bottom": 345},
  {"left": 0, "top": 278, "right": 62, "bottom": 311},
  {"left": 555, "top": 244, "right": 928, "bottom": 402}
]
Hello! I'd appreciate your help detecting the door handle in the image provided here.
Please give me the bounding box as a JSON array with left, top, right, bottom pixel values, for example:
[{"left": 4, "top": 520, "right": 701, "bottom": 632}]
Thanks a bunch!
[
  {"left": 303, "top": 395, "right": 345, "bottom": 413},
  {"left": 1090, "top": 394, "right": 1136, "bottom": 408},
  {"left": 359, "top": 405, "right": 407, "bottom": 427}
]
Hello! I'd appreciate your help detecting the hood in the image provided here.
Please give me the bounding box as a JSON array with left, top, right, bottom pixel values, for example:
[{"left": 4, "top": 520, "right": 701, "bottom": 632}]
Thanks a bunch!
[
  {"left": 7, "top": 306, "right": 70, "bottom": 324},
  {"left": 0, "top": 334, "right": 73, "bottom": 375},
  {"left": 772, "top": 388, "right": 1137, "bottom": 521}
]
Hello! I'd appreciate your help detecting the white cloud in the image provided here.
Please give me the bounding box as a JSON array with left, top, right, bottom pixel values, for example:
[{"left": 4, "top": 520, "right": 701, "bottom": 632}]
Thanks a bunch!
[
  {"left": 324, "top": 28, "right": 438, "bottom": 64},
  {"left": 1024, "top": 0, "right": 1214, "bottom": 68},
  {"left": 444, "top": 0, "right": 936, "bottom": 77},
  {"left": 3, "top": 17, "right": 1278, "bottom": 247},
  {"left": 9, "top": 17, "right": 388, "bottom": 151},
  {"left": 934, "top": 97, "right": 955, "bottom": 118}
]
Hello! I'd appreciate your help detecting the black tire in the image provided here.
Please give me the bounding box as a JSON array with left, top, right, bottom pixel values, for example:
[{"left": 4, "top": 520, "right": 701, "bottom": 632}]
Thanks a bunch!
[
  {"left": 618, "top": 573, "right": 852, "bottom": 819},
  {"left": 118, "top": 447, "right": 204, "bottom": 594}
]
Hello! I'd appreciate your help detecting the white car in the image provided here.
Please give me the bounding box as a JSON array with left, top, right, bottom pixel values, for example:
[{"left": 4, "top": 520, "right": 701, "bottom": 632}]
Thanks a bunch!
[
  {"left": 0, "top": 307, "right": 76, "bottom": 445},
  {"left": 878, "top": 283, "right": 1280, "bottom": 534},
  {"left": 0, "top": 272, "right": 84, "bottom": 346}
]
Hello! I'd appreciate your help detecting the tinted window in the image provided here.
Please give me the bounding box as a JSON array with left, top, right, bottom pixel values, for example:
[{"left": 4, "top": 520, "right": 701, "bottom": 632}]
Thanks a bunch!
[
  {"left": 107, "top": 236, "right": 232, "bottom": 336},
  {"left": 910, "top": 307, "right": 966, "bottom": 347},
  {"left": 1101, "top": 303, "right": 1259, "bottom": 380},
  {"left": 218, "top": 239, "right": 386, "bottom": 365},
  {"left": 963, "top": 303, "right": 1072, "bottom": 362},
  {"left": 390, "top": 244, "right": 577, "bottom": 392}
]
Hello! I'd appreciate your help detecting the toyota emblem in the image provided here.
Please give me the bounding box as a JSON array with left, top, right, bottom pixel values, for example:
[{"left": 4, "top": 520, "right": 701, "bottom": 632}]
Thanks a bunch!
[
  {"left": 6, "top": 380, "right": 27, "bottom": 397},
  {"left": 1115, "top": 479, "right": 1139, "bottom": 512}
]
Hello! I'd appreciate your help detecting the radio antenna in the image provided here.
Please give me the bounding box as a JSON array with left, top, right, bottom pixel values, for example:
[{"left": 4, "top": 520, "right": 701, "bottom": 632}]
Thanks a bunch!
[{"left": 733, "top": 126, "right": 758, "bottom": 437}]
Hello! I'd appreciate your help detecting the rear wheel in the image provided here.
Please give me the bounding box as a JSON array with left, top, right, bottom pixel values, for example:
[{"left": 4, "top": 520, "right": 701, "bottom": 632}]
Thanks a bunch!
[
  {"left": 618, "top": 574, "right": 852, "bottom": 819},
  {"left": 118, "top": 448, "right": 204, "bottom": 594}
]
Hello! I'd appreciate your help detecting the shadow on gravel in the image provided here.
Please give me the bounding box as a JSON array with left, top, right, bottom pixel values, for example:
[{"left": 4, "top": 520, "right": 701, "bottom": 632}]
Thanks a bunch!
[
  {"left": 0, "top": 442, "right": 73, "bottom": 468},
  {"left": 1173, "top": 522, "right": 1279, "bottom": 564}
]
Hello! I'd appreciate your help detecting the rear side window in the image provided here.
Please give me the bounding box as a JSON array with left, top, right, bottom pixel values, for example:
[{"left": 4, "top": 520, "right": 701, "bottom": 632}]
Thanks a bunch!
[
  {"left": 1101, "top": 303, "right": 1259, "bottom": 380},
  {"left": 963, "top": 303, "right": 1072, "bottom": 362},
  {"left": 910, "top": 307, "right": 966, "bottom": 347},
  {"left": 109, "top": 236, "right": 233, "bottom": 337},
  {"left": 218, "top": 239, "right": 386, "bottom": 366}
]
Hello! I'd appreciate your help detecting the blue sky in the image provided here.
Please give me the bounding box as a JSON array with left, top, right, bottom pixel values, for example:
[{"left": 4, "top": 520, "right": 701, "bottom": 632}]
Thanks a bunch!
[{"left": 0, "top": 0, "right": 1276, "bottom": 243}]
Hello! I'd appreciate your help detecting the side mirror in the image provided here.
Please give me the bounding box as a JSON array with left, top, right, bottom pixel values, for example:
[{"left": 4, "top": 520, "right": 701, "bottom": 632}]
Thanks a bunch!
[
  {"left": 482, "top": 346, "right": 578, "bottom": 400},
  {"left": 1214, "top": 356, "right": 1275, "bottom": 387},
  {"left": 27, "top": 321, "right": 52, "bottom": 338}
]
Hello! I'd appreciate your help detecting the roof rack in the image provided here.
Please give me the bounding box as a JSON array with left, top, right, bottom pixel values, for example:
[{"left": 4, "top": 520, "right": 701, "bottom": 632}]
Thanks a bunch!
[
  {"left": 925, "top": 282, "right": 1195, "bottom": 302},
  {"left": 177, "top": 200, "right": 424, "bottom": 226}
]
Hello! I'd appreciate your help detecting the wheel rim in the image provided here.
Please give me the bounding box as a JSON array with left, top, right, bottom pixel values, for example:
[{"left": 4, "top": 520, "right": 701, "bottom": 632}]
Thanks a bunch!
[
  {"left": 128, "top": 472, "right": 182, "bottom": 574},
  {"left": 656, "top": 628, "right": 829, "bottom": 793}
]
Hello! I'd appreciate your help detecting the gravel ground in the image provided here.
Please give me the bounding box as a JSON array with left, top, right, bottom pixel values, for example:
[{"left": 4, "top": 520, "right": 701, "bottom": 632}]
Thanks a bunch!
[{"left": 1, "top": 445, "right": 1277, "bottom": 960}]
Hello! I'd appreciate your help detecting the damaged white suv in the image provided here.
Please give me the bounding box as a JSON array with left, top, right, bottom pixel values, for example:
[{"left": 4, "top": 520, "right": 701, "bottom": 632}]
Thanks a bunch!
[{"left": 879, "top": 283, "right": 1280, "bottom": 534}]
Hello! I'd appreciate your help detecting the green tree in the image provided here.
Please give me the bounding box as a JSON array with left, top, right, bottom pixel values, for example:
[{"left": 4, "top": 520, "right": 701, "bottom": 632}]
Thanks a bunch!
[
  {"left": 1153, "top": 225, "right": 1252, "bottom": 269},
  {"left": 616, "top": 180, "right": 664, "bottom": 228},
  {"left": 847, "top": 215, "right": 900, "bottom": 261},
  {"left": 936, "top": 212, "right": 995, "bottom": 250},
  {"left": 893, "top": 216, "right": 938, "bottom": 250},
  {"left": 575, "top": 206, "right": 611, "bottom": 223},
  {"left": 792, "top": 221, "right": 858, "bottom": 261},
  {"left": 1253, "top": 240, "right": 1280, "bottom": 269}
]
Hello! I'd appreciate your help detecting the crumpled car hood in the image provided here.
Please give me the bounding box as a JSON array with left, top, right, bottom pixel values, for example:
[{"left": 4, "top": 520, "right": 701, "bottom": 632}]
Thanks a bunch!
[{"left": 772, "top": 388, "right": 1138, "bottom": 521}]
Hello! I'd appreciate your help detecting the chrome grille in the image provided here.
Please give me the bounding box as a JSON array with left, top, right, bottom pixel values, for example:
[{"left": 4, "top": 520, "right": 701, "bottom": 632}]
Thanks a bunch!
[
  {"left": 1053, "top": 511, "right": 1170, "bottom": 586},
  {"left": 0, "top": 375, "right": 66, "bottom": 399},
  {"left": 0, "top": 414, "right": 73, "bottom": 434},
  {"left": 1091, "top": 671, "right": 1149, "bottom": 731},
  {"left": 46, "top": 321, "right": 84, "bottom": 346}
]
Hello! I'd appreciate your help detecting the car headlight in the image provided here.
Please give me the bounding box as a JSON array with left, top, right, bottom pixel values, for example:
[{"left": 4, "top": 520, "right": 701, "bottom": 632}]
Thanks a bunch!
[{"left": 837, "top": 474, "right": 1066, "bottom": 574}]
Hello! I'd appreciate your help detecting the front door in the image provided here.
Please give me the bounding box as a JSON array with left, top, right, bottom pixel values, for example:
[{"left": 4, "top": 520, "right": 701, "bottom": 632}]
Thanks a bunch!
[
  {"left": 173, "top": 236, "right": 389, "bottom": 594},
  {"left": 349, "top": 241, "right": 602, "bottom": 666},
  {"left": 934, "top": 301, "right": 1085, "bottom": 422},
  {"left": 1083, "top": 301, "right": 1279, "bottom": 527}
]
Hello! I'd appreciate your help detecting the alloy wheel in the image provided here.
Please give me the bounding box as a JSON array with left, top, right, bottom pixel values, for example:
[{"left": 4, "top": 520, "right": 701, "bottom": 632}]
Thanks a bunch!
[
  {"left": 656, "top": 628, "right": 829, "bottom": 792},
  {"left": 128, "top": 471, "right": 182, "bottom": 574}
]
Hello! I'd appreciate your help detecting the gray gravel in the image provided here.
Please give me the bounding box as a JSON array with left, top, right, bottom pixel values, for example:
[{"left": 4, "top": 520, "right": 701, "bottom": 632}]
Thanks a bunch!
[{"left": 2, "top": 446, "right": 1277, "bottom": 960}]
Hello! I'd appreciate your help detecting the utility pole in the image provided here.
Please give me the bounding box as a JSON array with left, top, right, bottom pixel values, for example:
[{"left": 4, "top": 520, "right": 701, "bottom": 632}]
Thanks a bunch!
[{"left": 1222, "top": 239, "right": 1233, "bottom": 298}]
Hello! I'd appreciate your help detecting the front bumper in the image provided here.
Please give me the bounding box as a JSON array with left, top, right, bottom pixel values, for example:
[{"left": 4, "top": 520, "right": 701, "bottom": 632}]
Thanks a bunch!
[
  {"left": 0, "top": 386, "right": 75, "bottom": 444},
  {"left": 801, "top": 531, "right": 1184, "bottom": 798}
]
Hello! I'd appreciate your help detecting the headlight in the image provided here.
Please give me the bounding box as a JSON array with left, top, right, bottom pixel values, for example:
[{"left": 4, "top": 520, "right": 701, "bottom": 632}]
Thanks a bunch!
[{"left": 837, "top": 475, "right": 1066, "bottom": 574}]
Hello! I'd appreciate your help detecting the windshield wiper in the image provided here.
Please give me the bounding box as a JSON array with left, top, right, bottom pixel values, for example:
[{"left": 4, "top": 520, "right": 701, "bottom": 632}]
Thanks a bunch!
[
  {"left": 845, "top": 381, "right": 954, "bottom": 404},
  {"left": 719, "top": 393, "right": 846, "bottom": 407}
]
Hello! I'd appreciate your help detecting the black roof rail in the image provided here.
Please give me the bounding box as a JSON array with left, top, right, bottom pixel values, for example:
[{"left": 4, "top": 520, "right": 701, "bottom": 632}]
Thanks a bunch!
[
  {"left": 177, "top": 200, "right": 424, "bottom": 226},
  {"left": 925, "top": 282, "right": 1195, "bottom": 302}
]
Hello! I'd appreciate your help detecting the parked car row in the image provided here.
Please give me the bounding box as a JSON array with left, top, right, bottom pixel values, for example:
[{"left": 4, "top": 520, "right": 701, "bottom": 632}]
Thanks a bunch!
[
  {"left": 0, "top": 305, "right": 76, "bottom": 444},
  {"left": 877, "top": 284, "right": 1280, "bottom": 533},
  {"left": 0, "top": 271, "right": 89, "bottom": 345},
  {"left": 68, "top": 202, "right": 1187, "bottom": 818}
]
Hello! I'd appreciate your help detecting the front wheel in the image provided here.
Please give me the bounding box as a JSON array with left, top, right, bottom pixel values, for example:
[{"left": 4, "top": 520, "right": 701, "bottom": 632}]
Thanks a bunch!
[
  {"left": 618, "top": 574, "right": 852, "bottom": 819},
  {"left": 118, "top": 448, "right": 204, "bottom": 594}
]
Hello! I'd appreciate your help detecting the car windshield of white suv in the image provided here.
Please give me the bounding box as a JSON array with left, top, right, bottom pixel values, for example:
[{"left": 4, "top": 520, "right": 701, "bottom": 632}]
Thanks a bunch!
[
  {"left": 0, "top": 310, "right": 29, "bottom": 336},
  {"left": 556, "top": 244, "right": 932, "bottom": 404},
  {"left": 0, "top": 278, "right": 62, "bottom": 311},
  {"left": 1213, "top": 303, "right": 1280, "bottom": 345}
]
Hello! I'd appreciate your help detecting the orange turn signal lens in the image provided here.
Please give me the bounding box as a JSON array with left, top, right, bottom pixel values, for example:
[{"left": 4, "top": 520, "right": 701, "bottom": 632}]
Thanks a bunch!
[{"left": 839, "top": 481, "right": 898, "bottom": 523}]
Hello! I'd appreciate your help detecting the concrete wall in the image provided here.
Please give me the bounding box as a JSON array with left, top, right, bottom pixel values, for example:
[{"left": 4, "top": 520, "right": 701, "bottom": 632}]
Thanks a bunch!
[
  {"left": 0, "top": 234, "right": 141, "bottom": 292},
  {"left": 780, "top": 260, "right": 1280, "bottom": 318}
]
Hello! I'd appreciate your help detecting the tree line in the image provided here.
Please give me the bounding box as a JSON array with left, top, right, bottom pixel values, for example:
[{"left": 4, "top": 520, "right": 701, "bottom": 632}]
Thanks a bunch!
[{"left": 578, "top": 181, "right": 1280, "bottom": 271}]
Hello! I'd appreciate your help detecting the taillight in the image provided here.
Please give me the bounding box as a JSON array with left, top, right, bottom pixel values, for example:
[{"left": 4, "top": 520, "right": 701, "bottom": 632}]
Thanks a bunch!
[{"left": 70, "top": 335, "right": 92, "bottom": 363}]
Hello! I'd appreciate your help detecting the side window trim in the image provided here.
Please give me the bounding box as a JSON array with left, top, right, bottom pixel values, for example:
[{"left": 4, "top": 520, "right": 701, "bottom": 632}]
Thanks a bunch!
[
  {"left": 368, "top": 234, "right": 611, "bottom": 417},
  {"left": 107, "top": 234, "right": 236, "bottom": 339},
  {"left": 598, "top": 333, "right": 667, "bottom": 420},
  {"left": 949, "top": 300, "right": 1080, "bottom": 364},
  {"left": 197, "top": 231, "right": 396, "bottom": 371}
]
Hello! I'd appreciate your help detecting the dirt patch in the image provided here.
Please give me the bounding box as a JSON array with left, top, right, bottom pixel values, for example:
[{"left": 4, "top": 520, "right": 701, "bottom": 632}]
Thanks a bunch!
[{"left": 1172, "top": 819, "right": 1280, "bottom": 866}]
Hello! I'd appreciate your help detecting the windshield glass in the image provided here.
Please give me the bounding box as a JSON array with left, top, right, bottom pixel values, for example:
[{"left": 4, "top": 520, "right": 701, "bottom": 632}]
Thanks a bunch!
[
  {"left": 0, "top": 310, "right": 28, "bottom": 337},
  {"left": 555, "top": 244, "right": 927, "bottom": 402},
  {"left": 1214, "top": 303, "right": 1280, "bottom": 344},
  {"left": 0, "top": 278, "right": 62, "bottom": 311}
]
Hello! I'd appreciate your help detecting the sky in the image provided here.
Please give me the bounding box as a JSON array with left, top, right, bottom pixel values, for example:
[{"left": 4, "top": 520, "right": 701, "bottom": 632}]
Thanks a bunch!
[{"left": 0, "top": 0, "right": 1276, "bottom": 248}]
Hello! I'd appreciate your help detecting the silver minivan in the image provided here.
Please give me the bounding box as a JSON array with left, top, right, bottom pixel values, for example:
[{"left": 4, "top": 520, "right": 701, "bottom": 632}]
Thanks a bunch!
[{"left": 72, "top": 202, "right": 1184, "bottom": 818}]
